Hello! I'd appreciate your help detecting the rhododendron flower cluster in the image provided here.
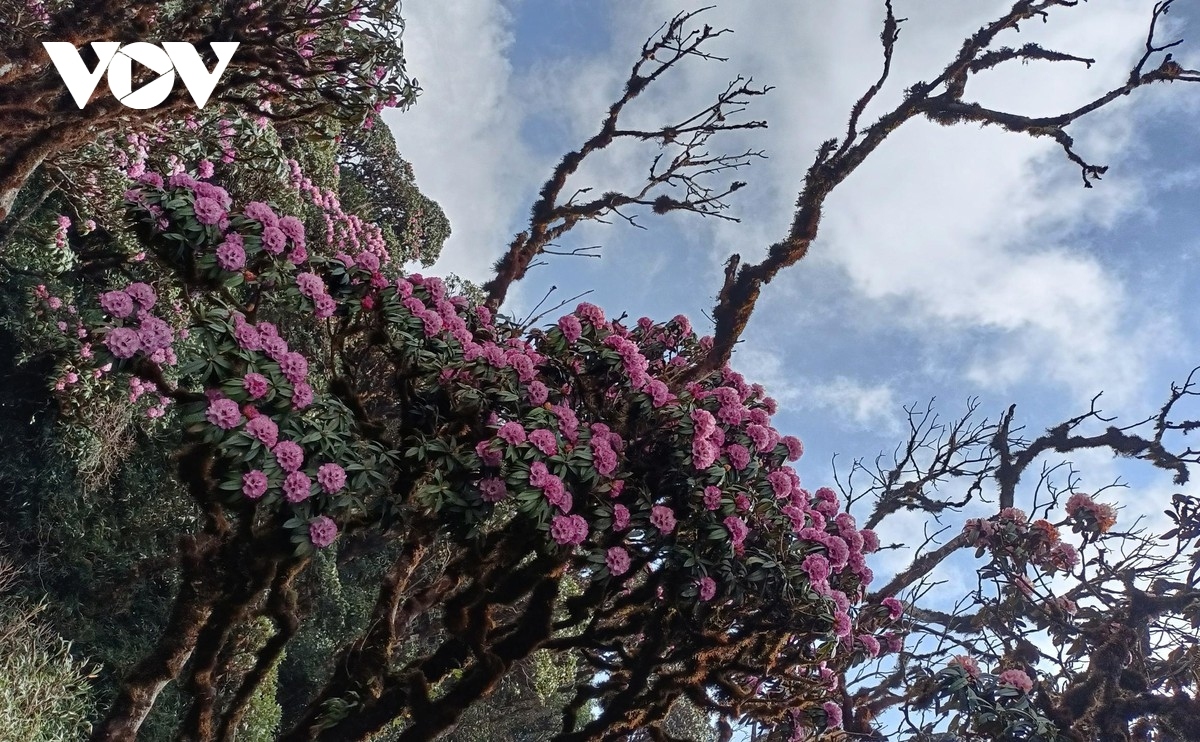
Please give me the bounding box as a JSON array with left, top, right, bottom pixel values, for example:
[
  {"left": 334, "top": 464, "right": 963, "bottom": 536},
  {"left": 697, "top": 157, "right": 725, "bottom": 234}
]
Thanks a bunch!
[
  {"left": 964, "top": 498, "right": 1093, "bottom": 577},
  {"left": 57, "top": 164, "right": 902, "bottom": 657},
  {"left": 1065, "top": 492, "right": 1118, "bottom": 533}
]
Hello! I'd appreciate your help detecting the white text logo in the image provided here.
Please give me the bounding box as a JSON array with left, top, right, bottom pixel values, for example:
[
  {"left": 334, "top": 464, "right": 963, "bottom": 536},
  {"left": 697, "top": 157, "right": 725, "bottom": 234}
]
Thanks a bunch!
[{"left": 43, "top": 42, "right": 239, "bottom": 109}]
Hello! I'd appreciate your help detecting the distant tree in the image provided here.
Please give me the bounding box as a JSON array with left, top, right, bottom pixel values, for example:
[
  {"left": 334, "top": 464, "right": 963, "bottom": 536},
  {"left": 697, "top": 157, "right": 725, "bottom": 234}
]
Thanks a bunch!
[
  {"left": 336, "top": 123, "right": 450, "bottom": 267},
  {"left": 0, "top": 0, "right": 415, "bottom": 222}
]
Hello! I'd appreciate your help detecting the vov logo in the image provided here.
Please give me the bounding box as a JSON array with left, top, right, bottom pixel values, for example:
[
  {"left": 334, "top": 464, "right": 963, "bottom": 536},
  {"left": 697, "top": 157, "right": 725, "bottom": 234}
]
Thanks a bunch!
[{"left": 42, "top": 42, "right": 239, "bottom": 110}]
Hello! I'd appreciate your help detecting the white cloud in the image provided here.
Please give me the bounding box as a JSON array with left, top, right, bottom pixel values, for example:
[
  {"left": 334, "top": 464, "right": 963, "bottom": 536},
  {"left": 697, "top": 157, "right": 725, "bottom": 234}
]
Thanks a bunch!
[
  {"left": 592, "top": 0, "right": 1175, "bottom": 402},
  {"left": 384, "top": 0, "right": 537, "bottom": 283}
]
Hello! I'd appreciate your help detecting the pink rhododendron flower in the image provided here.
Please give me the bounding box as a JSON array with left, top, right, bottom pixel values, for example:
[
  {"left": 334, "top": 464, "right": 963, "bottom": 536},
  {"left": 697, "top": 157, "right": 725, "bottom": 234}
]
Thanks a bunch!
[
  {"left": 724, "top": 515, "right": 749, "bottom": 546},
  {"left": 698, "top": 576, "right": 717, "bottom": 602},
  {"left": 726, "top": 443, "right": 750, "bottom": 471},
  {"left": 882, "top": 596, "right": 904, "bottom": 621},
  {"left": 497, "top": 421, "right": 526, "bottom": 445},
  {"left": 262, "top": 336, "right": 288, "bottom": 361},
  {"left": 860, "top": 528, "right": 880, "bottom": 553},
  {"left": 233, "top": 322, "right": 262, "bottom": 350},
  {"left": 274, "top": 440, "right": 304, "bottom": 472},
  {"left": 261, "top": 225, "right": 287, "bottom": 254},
  {"left": 243, "top": 201, "right": 278, "bottom": 227},
  {"left": 550, "top": 514, "right": 588, "bottom": 546},
  {"left": 822, "top": 701, "right": 842, "bottom": 729},
  {"left": 283, "top": 471, "right": 311, "bottom": 503},
  {"left": 606, "top": 546, "right": 631, "bottom": 576},
  {"left": 125, "top": 282, "right": 156, "bottom": 308},
  {"left": 279, "top": 352, "right": 308, "bottom": 384},
  {"left": 575, "top": 302, "right": 604, "bottom": 326},
  {"left": 782, "top": 435, "right": 804, "bottom": 461},
  {"left": 245, "top": 415, "right": 279, "bottom": 449},
  {"left": 612, "top": 504, "right": 630, "bottom": 531},
  {"left": 314, "top": 294, "right": 336, "bottom": 318},
  {"left": 296, "top": 272, "right": 325, "bottom": 299},
  {"left": 205, "top": 397, "right": 242, "bottom": 429},
  {"left": 557, "top": 314, "right": 582, "bottom": 343},
  {"left": 859, "top": 635, "right": 881, "bottom": 657},
  {"left": 649, "top": 505, "right": 676, "bottom": 534},
  {"left": 194, "top": 195, "right": 225, "bottom": 225},
  {"left": 243, "top": 372, "right": 269, "bottom": 399},
  {"left": 476, "top": 440, "right": 501, "bottom": 467},
  {"left": 104, "top": 327, "right": 141, "bottom": 358},
  {"left": 950, "top": 653, "right": 979, "bottom": 677},
  {"left": 802, "top": 554, "right": 831, "bottom": 583},
  {"left": 317, "top": 463, "right": 346, "bottom": 494},
  {"left": 309, "top": 515, "right": 338, "bottom": 547},
  {"left": 703, "top": 486, "right": 721, "bottom": 510},
  {"left": 216, "top": 242, "right": 246, "bottom": 271},
  {"left": 529, "top": 428, "right": 557, "bottom": 455},
  {"left": 99, "top": 290, "right": 135, "bottom": 318},
  {"left": 998, "top": 669, "right": 1034, "bottom": 693},
  {"left": 242, "top": 470, "right": 268, "bottom": 499},
  {"left": 479, "top": 477, "right": 508, "bottom": 503},
  {"left": 283, "top": 379, "right": 310, "bottom": 409}
]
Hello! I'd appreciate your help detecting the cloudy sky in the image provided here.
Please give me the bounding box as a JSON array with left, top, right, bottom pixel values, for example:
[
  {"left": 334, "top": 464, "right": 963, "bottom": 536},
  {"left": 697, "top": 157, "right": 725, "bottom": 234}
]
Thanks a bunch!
[{"left": 384, "top": 0, "right": 1200, "bottom": 703}]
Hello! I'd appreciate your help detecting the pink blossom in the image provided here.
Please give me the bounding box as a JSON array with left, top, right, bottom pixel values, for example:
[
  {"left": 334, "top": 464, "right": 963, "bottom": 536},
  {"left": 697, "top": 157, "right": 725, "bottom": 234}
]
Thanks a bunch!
[
  {"left": 242, "top": 470, "right": 269, "bottom": 499},
  {"left": 802, "top": 554, "right": 831, "bottom": 583},
  {"left": 612, "top": 504, "right": 630, "bottom": 531},
  {"left": 296, "top": 272, "right": 325, "bottom": 299},
  {"left": 948, "top": 655, "right": 980, "bottom": 678},
  {"left": 309, "top": 515, "right": 338, "bottom": 547},
  {"left": 650, "top": 505, "right": 676, "bottom": 534},
  {"left": 274, "top": 440, "right": 304, "bottom": 472},
  {"left": 261, "top": 225, "right": 287, "bottom": 254},
  {"left": 782, "top": 435, "right": 804, "bottom": 461},
  {"left": 527, "top": 380, "right": 549, "bottom": 406},
  {"left": 104, "top": 327, "right": 141, "bottom": 358},
  {"left": 529, "top": 428, "right": 557, "bottom": 455},
  {"left": 822, "top": 701, "right": 842, "bottom": 729},
  {"left": 859, "top": 635, "right": 881, "bottom": 657},
  {"left": 314, "top": 294, "right": 336, "bottom": 318},
  {"left": 283, "top": 471, "right": 311, "bottom": 503},
  {"left": 194, "top": 195, "right": 225, "bottom": 225},
  {"left": 479, "top": 477, "right": 508, "bottom": 503},
  {"left": 698, "top": 576, "right": 717, "bottom": 602},
  {"left": 476, "top": 440, "right": 501, "bottom": 467},
  {"left": 575, "top": 302, "right": 604, "bottom": 326},
  {"left": 279, "top": 352, "right": 308, "bottom": 384},
  {"left": 860, "top": 529, "right": 880, "bottom": 553},
  {"left": 205, "top": 397, "right": 242, "bottom": 429},
  {"left": 591, "top": 438, "right": 618, "bottom": 475},
  {"left": 497, "top": 421, "right": 526, "bottom": 445},
  {"left": 125, "top": 282, "right": 156, "bottom": 309},
  {"left": 724, "top": 516, "right": 749, "bottom": 546},
  {"left": 998, "top": 668, "right": 1034, "bottom": 693},
  {"left": 245, "top": 415, "right": 279, "bottom": 449},
  {"left": 606, "top": 546, "right": 631, "bottom": 576},
  {"left": 703, "top": 486, "right": 722, "bottom": 510},
  {"left": 726, "top": 444, "right": 750, "bottom": 471},
  {"left": 317, "top": 463, "right": 346, "bottom": 493},
  {"left": 262, "top": 336, "right": 288, "bottom": 361},
  {"left": 882, "top": 596, "right": 904, "bottom": 621},
  {"left": 216, "top": 242, "right": 246, "bottom": 271},
  {"left": 278, "top": 215, "right": 305, "bottom": 242},
  {"left": 550, "top": 514, "right": 588, "bottom": 546},
  {"left": 557, "top": 314, "right": 582, "bottom": 343},
  {"left": 233, "top": 322, "right": 262, "bottom": 350},
  {"left": 99, "top": 290, "right": 135, "bottom": 317},
  {"left": 243, "top": 372, "right": 269, "bottom": 399},
  {"left": 291, "top": 381, "right": 314, "bottom": 410},
  {"left": 243, "top": 201, "right": 278, "bottom": 227}
]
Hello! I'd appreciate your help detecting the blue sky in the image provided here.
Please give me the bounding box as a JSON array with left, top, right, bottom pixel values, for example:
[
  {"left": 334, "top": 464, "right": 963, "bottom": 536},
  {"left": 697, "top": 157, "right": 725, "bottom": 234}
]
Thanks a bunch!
[{"left": 384, "top": 0, "right": 1200, "bottom": 727}]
